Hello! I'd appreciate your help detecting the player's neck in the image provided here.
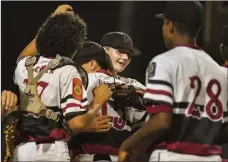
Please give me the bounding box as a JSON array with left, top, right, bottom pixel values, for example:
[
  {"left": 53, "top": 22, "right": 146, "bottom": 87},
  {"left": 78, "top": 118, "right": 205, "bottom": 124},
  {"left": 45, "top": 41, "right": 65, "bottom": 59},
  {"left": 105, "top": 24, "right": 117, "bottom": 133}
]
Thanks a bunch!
[
  {"left": 172, "top": 36, "right": 197, "bottom": 48},
  {"left": 107, "top": 69, "right": 117, "bottom": 77}
]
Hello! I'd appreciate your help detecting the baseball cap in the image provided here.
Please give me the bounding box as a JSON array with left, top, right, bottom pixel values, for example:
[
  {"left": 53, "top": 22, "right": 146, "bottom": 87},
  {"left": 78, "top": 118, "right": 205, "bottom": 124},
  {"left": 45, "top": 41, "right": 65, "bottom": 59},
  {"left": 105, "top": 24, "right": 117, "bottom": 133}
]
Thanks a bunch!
[
  {"left": 100, "top": 32, "right": 141, "bottom": 56},
  {"left": 155, "top": 1, "right": 204, "bottom": 25},
  {"left": 221, "top": 25, "right": 228, "bottom": 45},
  {"left": 73, "top": 41, "right": 108, "bottom": 69}
]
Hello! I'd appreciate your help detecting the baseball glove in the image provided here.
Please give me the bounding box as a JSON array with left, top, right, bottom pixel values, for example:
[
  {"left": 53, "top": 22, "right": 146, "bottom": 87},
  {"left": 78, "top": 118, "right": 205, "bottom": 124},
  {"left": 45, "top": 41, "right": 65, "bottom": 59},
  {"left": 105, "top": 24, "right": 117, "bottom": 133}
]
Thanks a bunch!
[
  {"left": 111, "top": 84, "right": 145, "bottom": 110},
  {"left": 1, "top": 109, "right": 20, "bottom": 162}
]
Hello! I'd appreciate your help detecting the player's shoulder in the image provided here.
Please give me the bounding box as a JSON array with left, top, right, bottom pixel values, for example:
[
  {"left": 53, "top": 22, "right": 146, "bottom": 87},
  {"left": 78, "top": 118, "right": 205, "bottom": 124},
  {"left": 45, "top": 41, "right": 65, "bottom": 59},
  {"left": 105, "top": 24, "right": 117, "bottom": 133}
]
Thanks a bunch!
[
  {"left": 149, "top": 49, "right": 175, "bottom": 67},
  {"left": 16, "top": 56, "right": 30, "bottom": 67},
  {"left": 57, "top": 64, "right": 79, "bottom": 77},
  {"left": 92, "top": 71, "right": 119, "bottom": 84},
  {"left": 155, "top": 47, "right": 189, "bottom": 61}
]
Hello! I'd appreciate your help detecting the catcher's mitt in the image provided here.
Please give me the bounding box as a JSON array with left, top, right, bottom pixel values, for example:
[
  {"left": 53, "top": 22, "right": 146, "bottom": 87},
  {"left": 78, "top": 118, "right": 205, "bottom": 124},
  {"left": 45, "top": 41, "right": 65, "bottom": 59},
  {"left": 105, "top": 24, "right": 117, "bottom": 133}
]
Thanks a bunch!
[
  {"left": 111, "top": 84, "right": 145, "bottom": 110},
  {"left": 1, "top": 109, "right": 20, "bottom": 162}
]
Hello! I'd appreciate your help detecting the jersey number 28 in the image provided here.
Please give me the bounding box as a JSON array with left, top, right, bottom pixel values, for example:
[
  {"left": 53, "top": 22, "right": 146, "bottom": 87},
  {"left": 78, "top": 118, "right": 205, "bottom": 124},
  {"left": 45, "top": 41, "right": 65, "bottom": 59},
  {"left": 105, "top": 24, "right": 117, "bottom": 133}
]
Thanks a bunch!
[{"left": 187, "top": 76, "right": 223, "bottom": 121}]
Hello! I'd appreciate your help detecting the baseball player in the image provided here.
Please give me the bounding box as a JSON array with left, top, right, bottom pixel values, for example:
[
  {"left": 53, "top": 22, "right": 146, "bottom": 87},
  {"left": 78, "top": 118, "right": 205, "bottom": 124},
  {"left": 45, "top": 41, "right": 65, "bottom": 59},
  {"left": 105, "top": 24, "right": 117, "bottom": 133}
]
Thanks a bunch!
[
  {"left": 101, "top": 32, "right": 145, "bottom": 90},
  {"left": 70, "top": 41, "right": 148, "bottom": 162},
  {"left": 13, "top": 5, "right": 112, "bottom": 161},
  {"left": 219, "top": 25, "right": 228, "bottom": 162},
  {"left": 118, "top": 2, "right": 227, "bottom": 162}
]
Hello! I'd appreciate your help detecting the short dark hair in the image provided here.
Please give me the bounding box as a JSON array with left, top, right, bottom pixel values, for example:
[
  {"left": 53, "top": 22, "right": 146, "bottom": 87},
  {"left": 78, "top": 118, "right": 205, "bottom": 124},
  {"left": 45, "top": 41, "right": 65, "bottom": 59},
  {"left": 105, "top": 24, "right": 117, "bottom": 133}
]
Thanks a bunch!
[
  {"left": 36, "top": 13, "right": 87, "bottom": 58},
  {"left": 173, "top": 21, "right": 201, "bottom": 39}
]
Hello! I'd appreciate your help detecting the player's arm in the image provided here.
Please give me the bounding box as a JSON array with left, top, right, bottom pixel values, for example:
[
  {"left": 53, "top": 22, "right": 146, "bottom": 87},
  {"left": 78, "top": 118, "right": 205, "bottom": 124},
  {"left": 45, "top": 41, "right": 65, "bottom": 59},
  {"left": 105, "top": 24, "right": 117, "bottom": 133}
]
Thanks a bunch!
[
  {"left": 17, "top": 5, "right": 74, "bottom": 60},
  {"left": 60, "top": 66, "right": 112, "bottom": 135},
  {"left": 1, "top": 90, "right": 18, "bottom": 116},
  {"left": 117, "top": 75, "right": 146, "bottom": 91},
  {"left": 119, "top": 56, "right": 174, "bottom": 161}
]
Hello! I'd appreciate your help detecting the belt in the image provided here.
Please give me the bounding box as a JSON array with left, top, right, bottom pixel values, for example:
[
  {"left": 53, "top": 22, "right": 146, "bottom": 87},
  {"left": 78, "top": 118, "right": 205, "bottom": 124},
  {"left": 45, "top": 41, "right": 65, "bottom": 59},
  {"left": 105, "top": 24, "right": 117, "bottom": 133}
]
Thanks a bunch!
[
  {"left": 93, "top": 154, "right": 111, "bottom": 161},
  {"left": 35, "top": 140, "right": 55, "bottom": 145}
]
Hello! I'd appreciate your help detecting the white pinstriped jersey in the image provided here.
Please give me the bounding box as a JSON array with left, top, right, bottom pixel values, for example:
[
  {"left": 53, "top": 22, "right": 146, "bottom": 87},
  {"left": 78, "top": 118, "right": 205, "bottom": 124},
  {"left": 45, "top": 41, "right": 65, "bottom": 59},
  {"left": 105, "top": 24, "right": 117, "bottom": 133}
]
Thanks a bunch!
[
  {"left": 14, "top": 56, "right": 88, "bottom": 121},
  {"left": 86, "top": 70, "right": 147, "bottom": 131},
  {"left": 70, "top": 69, "right": 147, "bottom": 156},
  {"left": 144, "top": 46, "right": 227, "bottom": 155}
]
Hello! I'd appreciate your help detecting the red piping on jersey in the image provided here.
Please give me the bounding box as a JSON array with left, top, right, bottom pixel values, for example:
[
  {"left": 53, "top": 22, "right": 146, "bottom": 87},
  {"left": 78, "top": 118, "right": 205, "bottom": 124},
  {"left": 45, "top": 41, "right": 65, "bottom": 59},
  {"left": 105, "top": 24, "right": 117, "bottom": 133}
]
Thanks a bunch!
[
  {"left": 96, "top": 68, "right": 113, "bottom": 76},
  {"left": 222, "top": 64, "right": 228, "bottom": 68},
  {"left": 174, "top": 44, "right": 202, "bottom": 50},
  {"left": 146, "top": 105, "right": 172, "bottom": 113},
  {"left": 155, "top": 141, "right": 221, "bottom": 155}
]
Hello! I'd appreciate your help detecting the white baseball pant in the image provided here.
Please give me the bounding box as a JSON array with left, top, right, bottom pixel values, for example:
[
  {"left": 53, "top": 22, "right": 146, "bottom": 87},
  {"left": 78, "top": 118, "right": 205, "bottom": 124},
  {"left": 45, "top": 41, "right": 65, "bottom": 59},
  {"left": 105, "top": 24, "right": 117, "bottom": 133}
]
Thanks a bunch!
[
  {"left": 149, "top": 149, "right": 222, "bottom": 162},
  {"left": 74, "top": 154, "right": 118, "bottom": 162},
  {"left": 13, "top": 140, "right": 71, "bottom": 161}
]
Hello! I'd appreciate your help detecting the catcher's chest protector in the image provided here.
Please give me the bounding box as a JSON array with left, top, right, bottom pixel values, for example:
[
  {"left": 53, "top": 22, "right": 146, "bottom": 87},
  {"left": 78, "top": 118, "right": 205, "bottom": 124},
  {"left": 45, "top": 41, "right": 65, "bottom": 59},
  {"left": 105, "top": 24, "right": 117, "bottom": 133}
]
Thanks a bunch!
[{"left": 20, "top": 55, "right": 62, "bottom": 121}]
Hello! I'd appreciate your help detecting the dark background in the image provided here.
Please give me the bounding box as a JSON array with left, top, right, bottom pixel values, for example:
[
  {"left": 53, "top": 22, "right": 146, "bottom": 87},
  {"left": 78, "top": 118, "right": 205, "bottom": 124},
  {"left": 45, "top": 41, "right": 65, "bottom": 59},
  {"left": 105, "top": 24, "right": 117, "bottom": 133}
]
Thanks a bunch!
[{"left": 2, "top": 1, "right": 228, "bottom": 94}]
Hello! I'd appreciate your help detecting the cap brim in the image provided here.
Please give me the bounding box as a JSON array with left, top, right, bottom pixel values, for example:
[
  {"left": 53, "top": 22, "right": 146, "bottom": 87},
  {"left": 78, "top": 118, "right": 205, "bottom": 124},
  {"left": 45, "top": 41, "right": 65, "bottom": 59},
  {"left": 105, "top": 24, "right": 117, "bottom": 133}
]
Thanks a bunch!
[
  {"left": 155, "top": 13, "right": 165, "bottom": 19},
  {"left": 117, "top": 47, "right": 141, "bottom": 56}
]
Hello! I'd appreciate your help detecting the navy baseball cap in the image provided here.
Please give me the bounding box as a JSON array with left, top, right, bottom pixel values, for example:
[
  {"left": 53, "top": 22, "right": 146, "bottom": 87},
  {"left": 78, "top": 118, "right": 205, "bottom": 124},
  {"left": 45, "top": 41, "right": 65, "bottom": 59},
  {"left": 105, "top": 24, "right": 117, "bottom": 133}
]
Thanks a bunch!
[
  {"left": 100, "top": 32, "right": 141, "bottom": 56},
  {"left": 155, "top": 1, "right": 204, "bottom": 25},
  {"left": 221, "top": 25, "right": 228, "bottom": 45},
  {"left": 73, "top": 41, "right": 108, "bottom": 69}
]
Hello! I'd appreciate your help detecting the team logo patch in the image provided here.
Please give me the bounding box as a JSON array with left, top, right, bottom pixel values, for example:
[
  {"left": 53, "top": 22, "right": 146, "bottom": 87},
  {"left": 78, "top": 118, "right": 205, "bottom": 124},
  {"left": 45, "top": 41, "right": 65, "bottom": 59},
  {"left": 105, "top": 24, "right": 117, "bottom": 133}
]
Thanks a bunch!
[
  {"left": 72, "top": 78, "right": 83, "bottom": 101},
  {"left": 147, "top": 62, "right": 156, "bottom": 78}
]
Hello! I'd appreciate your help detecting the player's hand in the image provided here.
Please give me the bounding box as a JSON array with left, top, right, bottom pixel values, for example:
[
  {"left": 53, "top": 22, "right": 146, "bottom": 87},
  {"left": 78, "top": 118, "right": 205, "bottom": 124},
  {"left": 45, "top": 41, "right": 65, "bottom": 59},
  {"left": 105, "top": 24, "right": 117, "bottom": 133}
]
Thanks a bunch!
[
  {"left": 118, "top": 150, "right": 132, "bottom": 162},
  {"left": 93, "top": 84, "right": 113, "bottom": 106},
  {"left": 84, "top": 114, "right": 112, "bottom": 132},
  {"left": 1, "top": 90, "right": 18, "bottom": 115},
  {"left": 136, "top": 89, "right": 144, "bottom": 95},
  {"left": 53, "top": 4, "right": 73, "bottom": 15}
]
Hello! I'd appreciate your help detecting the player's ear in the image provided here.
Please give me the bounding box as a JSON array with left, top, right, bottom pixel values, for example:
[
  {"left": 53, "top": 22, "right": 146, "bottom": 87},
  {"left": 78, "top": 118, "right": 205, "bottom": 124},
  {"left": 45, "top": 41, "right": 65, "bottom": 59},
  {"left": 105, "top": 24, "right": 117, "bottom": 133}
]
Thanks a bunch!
[
  {"left": 169, "top": 20, "right": 174, "bottom": 34},
  {"left": 90, "top": 60, "right": 98, "bottom": 72},
  {"left": 164, "top": 18, "right": 174, "bottom": 34}
]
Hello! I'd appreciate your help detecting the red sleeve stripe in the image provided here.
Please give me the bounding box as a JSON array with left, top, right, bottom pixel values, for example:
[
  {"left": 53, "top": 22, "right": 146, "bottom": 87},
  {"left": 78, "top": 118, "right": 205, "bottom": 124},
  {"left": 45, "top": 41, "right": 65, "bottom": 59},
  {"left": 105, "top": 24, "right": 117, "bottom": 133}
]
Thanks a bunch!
[
  {"left": 62, "top": 103, "right": 82, "bottom": 112},
  {"left": 145, "top": 89, "right": 173, "bottom": 98},
  {"left": 148, "top": 80, "right": 173, "bottom": 90},
  {"left": 146, "top": 105, "right": 172, "bottom": 113}
]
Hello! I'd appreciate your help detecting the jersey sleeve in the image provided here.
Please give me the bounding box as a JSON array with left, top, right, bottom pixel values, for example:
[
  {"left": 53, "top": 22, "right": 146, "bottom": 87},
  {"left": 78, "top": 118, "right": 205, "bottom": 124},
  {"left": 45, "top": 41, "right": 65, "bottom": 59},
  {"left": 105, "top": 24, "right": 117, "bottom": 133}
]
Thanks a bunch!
[
  {"left": 14, "top": 57, "right": 29, "bottom": 87},
  {"left": 144, "top": 55, "right": 174, "bottom": 114},
  {"left": 60, "top": 66, "right": 88, "bottom": 121},
  {"left": 117, "top": 76, "right": 146, "bottom": 90}
]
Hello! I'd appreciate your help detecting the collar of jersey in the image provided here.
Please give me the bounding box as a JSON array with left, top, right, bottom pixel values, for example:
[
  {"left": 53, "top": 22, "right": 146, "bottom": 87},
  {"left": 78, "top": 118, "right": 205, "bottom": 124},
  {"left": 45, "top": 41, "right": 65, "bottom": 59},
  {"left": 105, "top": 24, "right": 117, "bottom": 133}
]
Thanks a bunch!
[
  {"left": 96, "top": 69, "right": 113, "bottom": 76},
  {"left": 174, "top": 44, "right": 202, "bottom": 50},
  {"left": 222, "top": 64, "right": 228, "bottom": 68}
]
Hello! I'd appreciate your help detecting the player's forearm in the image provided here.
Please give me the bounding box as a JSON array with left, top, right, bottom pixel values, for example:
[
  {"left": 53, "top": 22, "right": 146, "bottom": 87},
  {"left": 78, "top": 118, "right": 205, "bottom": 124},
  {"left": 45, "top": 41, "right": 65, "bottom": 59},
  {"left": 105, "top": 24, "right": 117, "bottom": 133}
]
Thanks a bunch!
[
  {"left": 120, "top": 112, "right": 171, "bottom": 152},
  {"left": 18, "top": 38, "right": 38, "bottom": 60},
  {"left": 68, "top": 102, "right": 101, "bottom": 135}
]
